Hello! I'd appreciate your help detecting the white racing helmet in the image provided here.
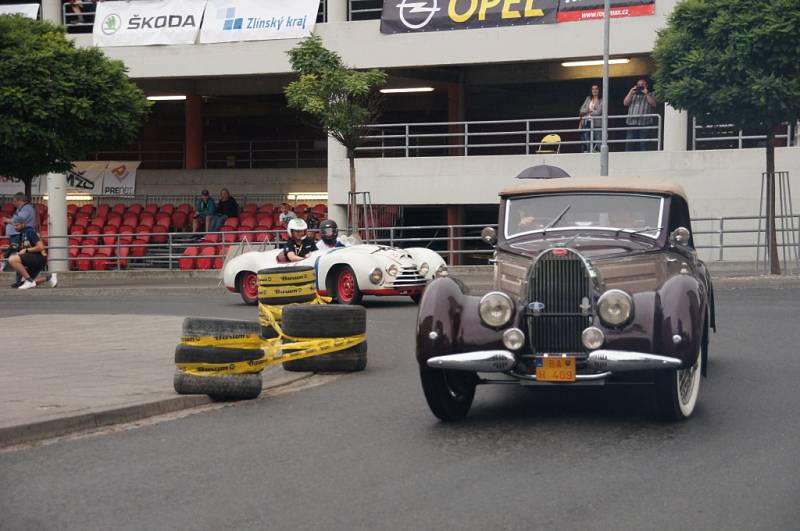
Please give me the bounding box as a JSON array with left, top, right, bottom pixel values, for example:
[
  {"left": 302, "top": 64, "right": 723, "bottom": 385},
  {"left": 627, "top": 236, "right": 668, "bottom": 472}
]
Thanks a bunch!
[{"left": 287, "top": 217, "right": 308, "bottom": 237}]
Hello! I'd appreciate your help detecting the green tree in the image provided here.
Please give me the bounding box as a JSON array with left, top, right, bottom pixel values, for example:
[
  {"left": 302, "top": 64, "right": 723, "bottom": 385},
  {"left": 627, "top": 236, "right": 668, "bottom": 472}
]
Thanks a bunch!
[
  {"left": 285, "top": 35, "right": 386, "bottom": 231},
  {"left": 652, "top": 0, "right": 800, "bottom": 274},
  {"left": 0, "top": 15, "right": 149, "bottom": 197}
]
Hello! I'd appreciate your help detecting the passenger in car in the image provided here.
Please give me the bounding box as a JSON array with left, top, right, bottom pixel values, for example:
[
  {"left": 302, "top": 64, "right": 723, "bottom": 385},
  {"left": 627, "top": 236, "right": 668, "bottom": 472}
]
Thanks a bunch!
[{"left": 283, "top": 218, "right": 316, "bottom": 262}]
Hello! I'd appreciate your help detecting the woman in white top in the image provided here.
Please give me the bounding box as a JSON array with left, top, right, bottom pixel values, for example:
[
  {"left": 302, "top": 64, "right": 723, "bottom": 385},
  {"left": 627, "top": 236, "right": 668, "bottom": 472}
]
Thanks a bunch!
[{"left": 578, "top": 84, "right": 603, "bottom": 153}]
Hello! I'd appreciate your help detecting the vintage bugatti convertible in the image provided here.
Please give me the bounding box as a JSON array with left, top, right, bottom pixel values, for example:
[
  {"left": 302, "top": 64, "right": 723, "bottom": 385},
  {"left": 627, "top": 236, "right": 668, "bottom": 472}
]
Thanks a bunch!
[
  {"left": 416, "top": 177, "right": 716, "bottom": 421},
  {"left": 223, "top": 239, "right": 447, "bottom": 305}
]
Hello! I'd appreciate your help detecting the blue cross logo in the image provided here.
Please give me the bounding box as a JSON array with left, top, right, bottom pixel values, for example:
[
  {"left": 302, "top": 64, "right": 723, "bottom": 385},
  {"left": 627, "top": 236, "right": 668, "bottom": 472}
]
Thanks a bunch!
[{"left": 221, "top": 7, "right": 243, "bottom": 30}]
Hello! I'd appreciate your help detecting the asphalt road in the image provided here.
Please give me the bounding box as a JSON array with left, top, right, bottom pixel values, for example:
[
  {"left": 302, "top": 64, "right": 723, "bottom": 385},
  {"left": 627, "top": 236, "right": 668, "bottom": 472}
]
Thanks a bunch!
[{"left": 1, "top": 287, "right": 799, "bottom": 530}]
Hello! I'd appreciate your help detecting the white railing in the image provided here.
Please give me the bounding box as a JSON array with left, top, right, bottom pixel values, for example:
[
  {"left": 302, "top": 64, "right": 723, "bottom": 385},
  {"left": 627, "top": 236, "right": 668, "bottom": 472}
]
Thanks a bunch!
[
  {"left": 204, "top": 139, "right": 327, "bottom": 169},
  {"left": 692, "top": 119, "right": 795, "bottom": 150},
  {"left": 356, "top": 114, "right": 663, "bottom": 157}
]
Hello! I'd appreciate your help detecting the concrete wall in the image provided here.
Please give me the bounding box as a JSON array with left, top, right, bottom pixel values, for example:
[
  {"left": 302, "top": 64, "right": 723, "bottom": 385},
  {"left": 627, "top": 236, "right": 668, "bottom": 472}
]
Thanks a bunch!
[
  {"left": 71, "top": 0, "right": 678, "bottom": 79},
  {"left": 136, "top": 168, "right": 326, "bottom": 196},
  {"left": 328, "top": 144, "right": 800, "bottom": 261}
]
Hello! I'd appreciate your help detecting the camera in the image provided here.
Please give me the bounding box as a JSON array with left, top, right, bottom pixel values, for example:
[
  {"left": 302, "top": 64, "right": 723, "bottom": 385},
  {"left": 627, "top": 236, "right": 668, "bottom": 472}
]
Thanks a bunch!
[{"left": 634, "top": 87, "right": 644, "bottom": 94}]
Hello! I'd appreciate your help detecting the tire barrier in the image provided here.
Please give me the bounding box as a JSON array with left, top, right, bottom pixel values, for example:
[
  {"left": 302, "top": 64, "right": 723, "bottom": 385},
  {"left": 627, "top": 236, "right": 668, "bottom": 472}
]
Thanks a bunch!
[
  {"left": 257, "top": 266, "right": 317, "bottom": 305},
  {"left": 172, "top": 268, "right": 368, "bottom": 400}
]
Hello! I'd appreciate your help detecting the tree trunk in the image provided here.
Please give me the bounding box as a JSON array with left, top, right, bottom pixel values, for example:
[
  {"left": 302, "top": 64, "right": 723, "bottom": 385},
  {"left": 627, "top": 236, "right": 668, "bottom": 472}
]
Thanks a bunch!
[
  {"left": 348, "top": 153, "right": 358, "bottom": 234},
  {"left": 23, "top": 176, "right": 32, "bottom": 199},
  {"left": 765, "top": 130, "right": 781, "bottom": 275}
]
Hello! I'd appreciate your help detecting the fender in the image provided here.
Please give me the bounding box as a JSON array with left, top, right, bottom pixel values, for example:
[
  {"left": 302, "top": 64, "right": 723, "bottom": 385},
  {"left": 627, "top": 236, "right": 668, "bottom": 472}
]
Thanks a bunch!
[
  {"left": 416, "top": 277, "right": 504, "bottom": 366},
  {"left": 654, "top": 274, "right": 705, "bottom": 367}
]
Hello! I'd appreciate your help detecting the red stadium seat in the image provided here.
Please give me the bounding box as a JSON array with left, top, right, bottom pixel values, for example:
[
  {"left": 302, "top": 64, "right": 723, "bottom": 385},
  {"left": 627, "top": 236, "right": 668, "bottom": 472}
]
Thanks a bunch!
[
  {"left": 131, "top": 237, "right": 149, "bottom": 257},
  {"left": 126, "top": 204, "right": 142, "bottom": 215},
  {"left": 156, "top": 214, "right": 172, "bottom": 228},
  {"left": 139, "top": 213, "right": 155, "bottom": 227},
  {"left": 96, "top": 204, "right": 111, "bottom": 218},
  {"left": 176, "top": 203, "right": 192, "bottom": 214},
  {"left": 196, "top": 246, "right": 216, "bottom": 270},
  {"left": 259, "top": 203, "right": 274, "bottom": 214},
  {"left": 159, "top": 203, "right": 175, "bottom": 215},
  {"left": 179, "top": 246, "right": 199, "bottom": 270},
  {"left": 102, "top": 226, "right": 118, "bottom": 246},
  {"left": 214, "top": 245, "right": 229, "bottom": 269},
  {"left": 222, "top": 217, "right": 240, "bottom": 229},
  {"left": 78, "top": 204, "right": 94, "bottom": 215},
  {"left": 151, "top": 225, "right": 168, "bottom": 244},
  {"left": 123, "top": 214, "right": 138, "bottom": 227},
  {"left": 111, "top": 203, "right": 126, "bottom": 214},
  {"left": 117, "top": 246, "right": 130, "bottom": 268},
  {"left": 90, "top": 217, "right": 106, "bottom": 228},
  {"left": 256, "top": 214, "right": 273, "bottom": 228},
  {"left": 254, "top": 231, "right": 271, "bottom": 243},
  {"left": 66, "top": 204, "right": 78, "bottom": 216},
  {"left": 85, "top": 226, "right": 101, "bottom": 237},
  {"left": 143, "top": 204, "right": 158, "bottom": 215},
  {"left": 219, "top": 226, "right": 237, "bottom": 243},
  {"left": 106, "top": 216, "right": 122, "bottom": 228},
  {"left": 94, "top": 247, "right": 115, "bottom": 270},
  {"left": 70, "top": 226, "right": 86, "bottom": 236},
  {"left": 242, "top": 203, "right": 258, "bottom": 213},
  {"left": 118, "top": 224, "right": 134, "bottom": 235},
  {"left": 201, "top": 233, "right": 219, "bottom": 244},
  {"left": 171, "top": 211, "right": 188, "bottom": 231}
]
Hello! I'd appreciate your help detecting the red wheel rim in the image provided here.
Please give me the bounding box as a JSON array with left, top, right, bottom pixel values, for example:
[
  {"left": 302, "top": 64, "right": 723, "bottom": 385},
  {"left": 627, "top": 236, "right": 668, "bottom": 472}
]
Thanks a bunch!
[
  {"left": 337, "top": 269, "right": 356, "bottom": 303},
  {"left": 242, "top": 272, "right": 258, "bottom": 301}
]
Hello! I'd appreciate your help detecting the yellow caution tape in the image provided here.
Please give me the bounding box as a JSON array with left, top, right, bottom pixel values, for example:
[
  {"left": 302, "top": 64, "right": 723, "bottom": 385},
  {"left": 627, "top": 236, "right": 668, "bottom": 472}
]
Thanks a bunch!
[
  {"left": 258, "top": 282, "right": 317, "bottom": 299},
  {"left": 257, "top": 269, "right": 316, "bottom": 286},
  {"left": 174, "top": 295, "right": 354, "bottom": 377}
]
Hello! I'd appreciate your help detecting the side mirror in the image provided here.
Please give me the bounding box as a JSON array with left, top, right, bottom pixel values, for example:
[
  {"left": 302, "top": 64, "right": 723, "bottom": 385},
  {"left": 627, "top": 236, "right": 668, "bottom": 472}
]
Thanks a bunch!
[
  {"left": 481, "top": 227, "right": 497, "bottom": 246},
  {"left": 669, "top": 227, "right": 691, "bottom": 246}
]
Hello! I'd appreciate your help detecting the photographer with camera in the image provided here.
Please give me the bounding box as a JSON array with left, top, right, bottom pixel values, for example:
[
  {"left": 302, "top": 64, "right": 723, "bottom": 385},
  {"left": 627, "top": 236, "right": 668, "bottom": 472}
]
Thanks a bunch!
[{"left": 623, "top": 78, "right": 657, "bottom": 152}]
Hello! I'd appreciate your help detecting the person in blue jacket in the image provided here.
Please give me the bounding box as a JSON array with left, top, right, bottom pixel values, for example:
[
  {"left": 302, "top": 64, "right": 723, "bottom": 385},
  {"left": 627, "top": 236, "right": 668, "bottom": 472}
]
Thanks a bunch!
[{"left": 192, "top": 189, "right": 216, "bottom": 233}]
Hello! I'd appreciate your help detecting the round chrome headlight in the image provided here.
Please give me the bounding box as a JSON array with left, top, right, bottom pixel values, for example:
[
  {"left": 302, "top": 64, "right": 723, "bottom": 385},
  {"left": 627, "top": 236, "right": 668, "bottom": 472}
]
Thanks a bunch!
[
  {"left": 418, "top": 262, "right": 430, "bottom": 276},
  {"left": 369, "top": 267, "right": 383, "bottom": 285},
  {"left": 385, "top": 264, "right": 398, "bottom": 276},
  {"left": 435, "top": 263, "right": 448, "bottom": 277},
  {"left": 479, "top": 291, "right": 514, "bottom": 328},
  {"left": 597, "top": 289, "right": 633, "bottom": 327},
  {"left": 503, "top": 328, "right": 525, "bottom": 351},
  {"left": 582, "top": 326, "right": 605, "bottom": 350}
]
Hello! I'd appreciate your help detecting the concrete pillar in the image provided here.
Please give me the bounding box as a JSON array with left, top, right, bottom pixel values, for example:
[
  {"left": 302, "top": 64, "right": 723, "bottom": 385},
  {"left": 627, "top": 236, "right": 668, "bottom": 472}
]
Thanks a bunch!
[
  {"left": 663, "top": 104, "right": 688, "bottom": 151},
  {"left": 185, "top": 95, "right": 204, "bottom": 170},
  {"left": 46, "top": 173, "right": 68, "bottom": 273},
  {"left": 40, "top": 0, "right": 62, "bottom": 24},
  {"left": 326, "top": 0, "right": 348, "bottom": 22}
]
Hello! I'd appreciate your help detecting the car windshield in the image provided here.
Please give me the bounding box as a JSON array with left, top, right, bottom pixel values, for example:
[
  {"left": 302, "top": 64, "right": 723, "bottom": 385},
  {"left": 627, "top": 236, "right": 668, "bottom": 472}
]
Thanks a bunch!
[{"left": 505, "top": 193, "right": 663, "bottom": 239}]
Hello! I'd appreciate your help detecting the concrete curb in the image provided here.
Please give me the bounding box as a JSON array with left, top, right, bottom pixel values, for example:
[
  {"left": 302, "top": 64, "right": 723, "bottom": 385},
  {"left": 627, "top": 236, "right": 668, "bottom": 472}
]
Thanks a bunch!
[{"left": 0, "top": 370, "right": 311, "bottom": 448}]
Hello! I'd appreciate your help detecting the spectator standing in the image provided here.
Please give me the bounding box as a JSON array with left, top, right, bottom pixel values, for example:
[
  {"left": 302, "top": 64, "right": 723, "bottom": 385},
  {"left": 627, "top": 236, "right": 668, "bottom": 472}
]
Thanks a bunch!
[
  {"left": 192, "top": 190, "right": 216, "bottom": 233},
  {"left": 578, "top": 84, "right": 603, "bottom": 153},
  {"left": 623, "top": 78, "right": 657, "bottom": 151},
  {"left": 6, "top": 221, "right": 57, "bottom": 289},
  {"left": 210, "top": 188, "right": 239, "bottom": 232}
]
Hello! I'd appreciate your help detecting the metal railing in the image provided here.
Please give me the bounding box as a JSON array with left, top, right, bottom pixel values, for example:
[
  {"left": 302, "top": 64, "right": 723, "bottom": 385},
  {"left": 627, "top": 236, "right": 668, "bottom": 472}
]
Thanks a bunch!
[
  {"left": 356, "top": 114, "right": 663, "bottom": 158},
  {"left": 89, "top": 142, "right": 185, "bottom": 169},
  {"left": 204, "top": 139, "right": 327, "bottom": 169},
  {"left": 21, "top": 215, "right": 798, "bottom": 271},
  {"left": 692, "top": 120, "right": 795, "bottom": 150},
  {"left": 62, "top": 0, "right": 95, "bottom": 32},
  {"left": 349, "top": 0, "right": 383, "bottom": 20}
]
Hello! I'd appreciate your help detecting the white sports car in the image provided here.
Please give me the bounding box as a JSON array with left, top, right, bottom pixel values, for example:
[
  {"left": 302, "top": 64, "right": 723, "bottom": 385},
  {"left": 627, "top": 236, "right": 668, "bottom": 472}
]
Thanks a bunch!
[{"left": 223, "top": 241, "right": 448, "bottom": 305}]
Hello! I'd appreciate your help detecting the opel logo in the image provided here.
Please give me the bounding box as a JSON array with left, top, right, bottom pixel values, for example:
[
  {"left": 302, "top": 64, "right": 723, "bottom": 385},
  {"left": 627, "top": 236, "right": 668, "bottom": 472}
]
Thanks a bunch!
[{"left": 396, "top": 0, "right": 440, "bottom": 30}]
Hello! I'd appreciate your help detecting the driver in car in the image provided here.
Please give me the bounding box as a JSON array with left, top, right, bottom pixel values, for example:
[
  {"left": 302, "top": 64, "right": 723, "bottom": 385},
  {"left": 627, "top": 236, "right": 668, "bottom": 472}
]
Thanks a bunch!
[{"left": 283, "top": 218, "right": 317, "bottom": 262}]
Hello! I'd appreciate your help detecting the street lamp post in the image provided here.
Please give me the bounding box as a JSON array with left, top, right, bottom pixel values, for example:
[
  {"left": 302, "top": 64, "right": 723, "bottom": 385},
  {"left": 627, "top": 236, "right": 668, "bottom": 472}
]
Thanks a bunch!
[{"left": 600, "top": 0, "right": 611, "bottom": 176}]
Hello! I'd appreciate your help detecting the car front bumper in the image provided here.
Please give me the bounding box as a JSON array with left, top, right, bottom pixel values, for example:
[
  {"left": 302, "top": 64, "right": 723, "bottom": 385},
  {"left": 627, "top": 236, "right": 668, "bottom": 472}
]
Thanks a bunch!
[{"left": 426, "top": 349, "right": 683, "bottom": 380}]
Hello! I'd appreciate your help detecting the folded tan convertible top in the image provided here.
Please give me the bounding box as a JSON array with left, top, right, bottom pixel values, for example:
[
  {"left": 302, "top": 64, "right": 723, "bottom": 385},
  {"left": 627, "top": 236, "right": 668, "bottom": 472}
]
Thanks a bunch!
[{"left": 500, "top": 176, "right": 687, "bottom": 200}]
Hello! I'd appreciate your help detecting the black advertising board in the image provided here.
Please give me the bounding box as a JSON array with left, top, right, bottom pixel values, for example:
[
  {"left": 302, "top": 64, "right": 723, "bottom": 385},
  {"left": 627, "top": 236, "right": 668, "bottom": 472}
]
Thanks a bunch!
[
  {"left": 380, "top": 0, "right": 558, "bottom": 34},
  {"left": 556, "top": 0, "right": 655, "bottom": 22}
]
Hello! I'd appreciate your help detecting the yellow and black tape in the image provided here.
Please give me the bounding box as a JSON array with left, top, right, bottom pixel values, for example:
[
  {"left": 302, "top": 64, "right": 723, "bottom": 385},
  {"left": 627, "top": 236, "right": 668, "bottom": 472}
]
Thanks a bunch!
[
  {"left": 257, "top": 269, "right": 316, "bottom": 286},
  {"left": 258, "top": 283, "right": 317, "bottom": 299}
]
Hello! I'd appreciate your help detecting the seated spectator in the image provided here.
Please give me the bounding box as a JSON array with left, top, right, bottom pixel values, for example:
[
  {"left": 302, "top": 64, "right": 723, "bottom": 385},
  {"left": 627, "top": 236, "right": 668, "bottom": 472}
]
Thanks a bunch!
[
  {"left": 6, "top": 221, "right": 57, "bottom": 290},
  {"left": 192, "top": 190, "right": 216, "bottom": 233},
  {"left": 278, "top": 206, "right": 297, "bottom": 226},
  {"left": 210, "top": 188, "right": 239, "bottom": 233},
  {"left": 1, "top": 193, "right": 37, "bottom": 271},
  {"left": 305, "top": 209, "right": 320, "bottom": 231}
]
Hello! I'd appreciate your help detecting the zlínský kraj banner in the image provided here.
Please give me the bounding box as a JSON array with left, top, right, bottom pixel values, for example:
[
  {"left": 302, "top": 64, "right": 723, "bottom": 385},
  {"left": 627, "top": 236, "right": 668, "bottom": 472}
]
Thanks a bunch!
[
  {"left": 380, "top": 0, "right": 558, "bottom": 34},
  {"left": 199, "top": 0, "right": 318, "bottom": 44},
  {"left": 556, "top": 0, "right": 654, "bottom": 22},
  {"left": 0, "top": 3, "right": 40, "bottom": 19},
  {"left": 93, "top": 0, "right": 205, "bottom": 47},
  {"left": 381, "top": 0, "right": 558, "bottom": 33}
]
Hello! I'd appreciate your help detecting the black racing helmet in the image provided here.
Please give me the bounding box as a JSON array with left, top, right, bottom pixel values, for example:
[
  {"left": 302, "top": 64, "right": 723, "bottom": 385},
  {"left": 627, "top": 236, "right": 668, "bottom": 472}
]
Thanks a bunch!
[{"left": 320, "top": 219, "right": 338, "bottom": 245}]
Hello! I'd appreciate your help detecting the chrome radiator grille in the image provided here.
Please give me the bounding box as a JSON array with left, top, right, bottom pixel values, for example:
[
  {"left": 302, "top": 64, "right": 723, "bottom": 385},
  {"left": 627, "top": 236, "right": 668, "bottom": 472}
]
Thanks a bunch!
[
  {"left": 388, "top": 266, "right": 426, "bottom": 288},
  {"left": 527, "top": 251, "right": 592, "bottom": 355}
]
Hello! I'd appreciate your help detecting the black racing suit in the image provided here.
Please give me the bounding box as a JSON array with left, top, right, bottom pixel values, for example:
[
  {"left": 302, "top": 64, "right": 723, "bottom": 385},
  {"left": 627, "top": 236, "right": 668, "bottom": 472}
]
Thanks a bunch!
[{"left": 283, "top": 236, "right": 316, "bottom": 260}]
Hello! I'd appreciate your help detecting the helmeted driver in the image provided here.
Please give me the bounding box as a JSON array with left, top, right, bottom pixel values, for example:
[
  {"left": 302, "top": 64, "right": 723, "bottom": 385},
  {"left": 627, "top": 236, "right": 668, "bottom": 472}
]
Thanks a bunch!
[
  {"left": 316, "top": 220, "right": 344, "bottom": 251},
  {"left": 283, "top": 218, "right": 316, "bottom": 262}
]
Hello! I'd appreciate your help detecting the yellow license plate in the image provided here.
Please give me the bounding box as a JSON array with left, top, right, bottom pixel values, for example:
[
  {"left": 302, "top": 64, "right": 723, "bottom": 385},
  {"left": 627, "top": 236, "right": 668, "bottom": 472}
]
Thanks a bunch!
[{"left": 535, "top": 357, "right": 576, "bottom": 382}]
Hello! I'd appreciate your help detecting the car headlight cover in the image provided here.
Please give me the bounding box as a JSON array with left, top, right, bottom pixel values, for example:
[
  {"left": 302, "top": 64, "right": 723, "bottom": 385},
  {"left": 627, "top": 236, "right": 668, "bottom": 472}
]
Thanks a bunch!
[
  {"left": 582, "top": 326, "right": 605, "bottom": 350},
  {"left": 369, "top": 267, "right": 383, "bottom": 285},
  {"left": 419, "top": 262, "right": 430, "bottom": 276},
  {"left": 479, "top": 291, "right": 514, "bottom": 328},
  {"left": 597, "top": 289, "right": 633, "bottom": 327},
  {"left": 386, "top": 264, "right": 399, "bottom": 276},
  {"left": 503, "top": 328, "right": 525, "bottom": 351},
  {"left": 435, "top": 263, "right": 448, "bottom": 277}
]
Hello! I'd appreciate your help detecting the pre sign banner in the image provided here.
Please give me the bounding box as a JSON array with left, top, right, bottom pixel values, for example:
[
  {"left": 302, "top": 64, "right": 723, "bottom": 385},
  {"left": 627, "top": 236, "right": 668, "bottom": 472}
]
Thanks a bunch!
[
  {"left": 0, "top": 3, "right": 40, "bottom": 18},
  {"left": 93, "top": 0, "right": 205, "bottom": 47},
  {"left": 101, "top": 161, "right": 139, "bottom": 197},
  {"left": 556, "top": 0, "right": 655, "bottom": 22},
  {"left": 199, "top": 0, "right": 318, "bottom": 44},
  {"left": 66, "top": 161, "right": 139, "bottom": 196},
  {"left": 380, "top": 0, "right": 558, "bottom": 34}
]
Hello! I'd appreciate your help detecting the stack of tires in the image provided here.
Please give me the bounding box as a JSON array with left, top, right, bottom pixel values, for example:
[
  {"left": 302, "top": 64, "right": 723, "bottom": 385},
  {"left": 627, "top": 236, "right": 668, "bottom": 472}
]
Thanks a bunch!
[
  {"left": 173, "top": 318, "right": 264, "bottom": 400},
  {"left": 257, "top": 266, "right": 368, "bottom": 373}
]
